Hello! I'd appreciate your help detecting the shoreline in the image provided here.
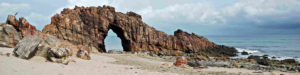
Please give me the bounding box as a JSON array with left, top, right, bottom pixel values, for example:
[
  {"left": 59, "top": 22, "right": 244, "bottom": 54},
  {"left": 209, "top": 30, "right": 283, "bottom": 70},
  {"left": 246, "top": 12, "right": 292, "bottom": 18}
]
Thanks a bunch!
[
  {"left": 106, "top": 52, "right": 300, "bottom": 75},
  {"left": 234, "top": 47, "right": 300, "bottom": 62}
]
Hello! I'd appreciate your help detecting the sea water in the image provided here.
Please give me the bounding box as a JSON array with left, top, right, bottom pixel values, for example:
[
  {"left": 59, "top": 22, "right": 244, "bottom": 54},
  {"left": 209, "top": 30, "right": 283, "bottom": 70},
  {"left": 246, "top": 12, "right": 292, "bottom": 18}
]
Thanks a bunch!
[{"left": 206, "top": 35, "right": 300, "bottom": 61}]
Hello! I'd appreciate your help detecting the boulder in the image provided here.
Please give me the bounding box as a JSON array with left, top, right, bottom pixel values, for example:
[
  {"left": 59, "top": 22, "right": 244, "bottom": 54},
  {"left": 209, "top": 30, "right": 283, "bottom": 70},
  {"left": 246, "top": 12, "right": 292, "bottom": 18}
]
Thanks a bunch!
[
  {"left": 248, "top": 55, "right": 269, "bottom": 66},
  {"left": 76, "top": 46, "right": 91, "bottom": 60},
  {"left": 263, "top": 55, "right": 269, "bottom": 59},
  {"left": 241, "top": 51, "right": 249, "bottom": 55},
  {"left": 281, "top": 59, "right": 297, "bottom": 64},
  {"left": 13, "top": 35, "right": 44, "bottom": 59},
  {"left": 47, "top": 48, "right": 70, "bottom": 64},
  {"left": 13, "top": 34, "right": 74, "bottom": 64},
  {"left": 174, "top": 56, "right": 188, "bottom": 67},
  {"left": 0, "top": 23, "right": 20, "bottom": 47}
]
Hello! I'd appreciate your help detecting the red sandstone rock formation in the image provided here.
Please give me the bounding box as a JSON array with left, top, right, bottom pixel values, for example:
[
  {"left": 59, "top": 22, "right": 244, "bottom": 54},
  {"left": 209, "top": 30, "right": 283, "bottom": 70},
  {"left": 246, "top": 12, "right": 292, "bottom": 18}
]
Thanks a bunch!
[
  {"left": 6, "top": 15, "right": 38, "bottom": 37},
  {"left": 1, "top": 15, "right": 91, "bottom": 63},
  {"left": 0, "top": 15, "right": 38, "bottom": 47},
  {"left": 42, "top": 6, "right": 237, "bottom": 57},
  {"left": 43, "top": 6, "right": 210, "bottom": 51}
]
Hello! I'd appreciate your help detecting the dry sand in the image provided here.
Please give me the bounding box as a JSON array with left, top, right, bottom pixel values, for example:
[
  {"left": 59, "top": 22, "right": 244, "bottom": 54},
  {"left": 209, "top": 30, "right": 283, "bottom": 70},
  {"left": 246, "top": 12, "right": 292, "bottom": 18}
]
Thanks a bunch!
[
  {"left": 1, "top": 47, "right": 299, "bottom": 75},
  {"left": 0, "top": 47, "right": 178, "bottom": 75}
]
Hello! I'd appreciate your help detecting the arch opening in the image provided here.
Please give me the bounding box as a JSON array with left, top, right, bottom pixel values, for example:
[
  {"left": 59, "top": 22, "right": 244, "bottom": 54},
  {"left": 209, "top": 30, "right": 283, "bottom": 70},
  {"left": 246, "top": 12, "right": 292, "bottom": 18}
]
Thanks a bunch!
[
  {"left": 104, "top": 30, "right": 123, "bottom": 52},
  {"left": 109, "top": 25, "right": 131, "bottom": 52}
]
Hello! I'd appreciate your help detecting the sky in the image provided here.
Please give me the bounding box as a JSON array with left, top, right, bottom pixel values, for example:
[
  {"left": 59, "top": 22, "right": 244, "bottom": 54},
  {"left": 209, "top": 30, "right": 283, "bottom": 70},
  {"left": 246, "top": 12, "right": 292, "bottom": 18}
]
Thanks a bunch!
[{"left": 1, "top": 0, "right": 300, "bottom": 36}]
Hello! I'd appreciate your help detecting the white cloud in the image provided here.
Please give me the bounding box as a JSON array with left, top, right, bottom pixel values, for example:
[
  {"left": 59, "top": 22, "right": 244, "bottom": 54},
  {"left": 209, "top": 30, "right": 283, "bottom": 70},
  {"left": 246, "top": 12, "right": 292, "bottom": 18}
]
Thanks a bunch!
[
  {"left": 60, "top": 0, "right": 300, "bottom": 27},
  {"left": 61, "top": 0, "right": 224, "bottom": 27},
  {"left": 139, "top": 2, "right": 226, "bottom": 27},
  {"left": 142, "top": 0, "right": 300, "bottom": 27},
  {"left": 51, "top": 0, "right": 300, "bottom": 35},
  {"left": 221, "top": 0, "right": 300, "bottom": 25}
]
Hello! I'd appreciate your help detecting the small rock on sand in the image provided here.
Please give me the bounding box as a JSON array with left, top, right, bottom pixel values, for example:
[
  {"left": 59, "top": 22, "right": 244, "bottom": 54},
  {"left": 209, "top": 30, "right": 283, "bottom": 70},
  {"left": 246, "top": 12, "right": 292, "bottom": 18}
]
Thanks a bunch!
[
  {"left": 174, "top": 56, "right": 187, "bottom": 67},
  {"left": 6, "top": 53, "right": 10, "bottom": 57}
]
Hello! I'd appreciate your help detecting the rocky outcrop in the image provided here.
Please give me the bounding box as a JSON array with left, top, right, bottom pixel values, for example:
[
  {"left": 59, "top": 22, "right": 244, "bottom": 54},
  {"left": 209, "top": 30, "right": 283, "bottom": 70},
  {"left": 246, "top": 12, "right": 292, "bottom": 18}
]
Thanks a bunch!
[
  {"left": 0, "top": 15, "right": 38, "bottom": 48},
  {"left": 6, "top": 15, "right": 38, "bottom": 38},
  {"left": 12, "top": 30, "right": 90, "bottom": 64},
  {"left": 12, "top": 34, "right": 90, "bottom": 64},
  {"left": 12, "top": 33, "right": 70, "bottom": 59},
  {"left": 0, "top": 15, "right": 90, "bottom": 64},
  {"left": 42, "top": 6, "right": 237, "bottom": 57}
]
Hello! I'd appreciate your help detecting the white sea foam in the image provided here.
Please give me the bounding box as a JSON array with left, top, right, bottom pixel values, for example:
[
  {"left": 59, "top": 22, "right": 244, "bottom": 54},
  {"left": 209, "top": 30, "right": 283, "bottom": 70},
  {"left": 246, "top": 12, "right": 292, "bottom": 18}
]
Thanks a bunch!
[
  {"left": 234, "top": 48, "right": 300, "bottom": 62},
  {"left": 271, "top": 56, "right": 300, "bottom": 61},
  {"left": 235, "top": 48, "right": 260, "bottom": 54}
]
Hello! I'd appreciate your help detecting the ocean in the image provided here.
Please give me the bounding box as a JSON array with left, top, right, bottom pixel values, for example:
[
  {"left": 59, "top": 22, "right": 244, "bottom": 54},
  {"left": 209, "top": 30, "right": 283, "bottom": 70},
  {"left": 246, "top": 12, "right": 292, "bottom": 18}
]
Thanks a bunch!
[
  {"left": 206, "top": 35, "right": 300, "bottom": 61},
  {"left": 104, "top": 34, "right": 300, "bottom": 61}
]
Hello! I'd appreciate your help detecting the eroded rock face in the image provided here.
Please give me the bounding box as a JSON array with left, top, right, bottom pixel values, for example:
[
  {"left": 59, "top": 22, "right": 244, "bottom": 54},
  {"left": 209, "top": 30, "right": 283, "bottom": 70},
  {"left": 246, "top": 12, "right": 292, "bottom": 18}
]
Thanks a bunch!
[
  {"left": 0, "top": 15, "right": 38, "bottom": 48},
  {"left": 1, "top": 15, "right": 91, "bottom": 64},
  {"left": 0, "top": 23, "right": 20, "bottom": 47},
  {"left": 6, "top": 15, "right": 38, "bottom": 38},
  {"left": 43, "top": 6, "right": 237, "bottom": 57}
]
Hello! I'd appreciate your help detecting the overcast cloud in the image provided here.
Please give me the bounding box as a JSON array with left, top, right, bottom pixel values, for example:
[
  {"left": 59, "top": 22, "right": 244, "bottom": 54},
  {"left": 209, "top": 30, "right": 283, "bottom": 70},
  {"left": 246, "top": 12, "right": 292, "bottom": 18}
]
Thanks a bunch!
[{"left": 0, "top": 0, "right": 300, "bottom": 36}]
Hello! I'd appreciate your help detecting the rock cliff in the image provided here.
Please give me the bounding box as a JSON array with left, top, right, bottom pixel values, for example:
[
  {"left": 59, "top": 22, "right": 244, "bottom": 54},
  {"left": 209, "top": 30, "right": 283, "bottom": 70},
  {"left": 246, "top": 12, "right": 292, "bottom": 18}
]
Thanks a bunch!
[
  {"left": 0, "top": 15, "right": 38, "bottom": 47},
  {"left": 42, "top": 6, "right": 237, "bottom": 57},
  {"left": 0, "top": 15, "right": 90, "bottom": 63}
]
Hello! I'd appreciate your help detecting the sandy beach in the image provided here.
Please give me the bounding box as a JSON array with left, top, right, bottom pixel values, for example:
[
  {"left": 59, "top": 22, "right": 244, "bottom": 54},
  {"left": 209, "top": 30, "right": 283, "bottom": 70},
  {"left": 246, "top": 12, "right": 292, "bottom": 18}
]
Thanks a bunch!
[
  {"left": 0, "top": 1, "right": 300, "bottom": 75},
  {"left": 0, "top": 47, "right": 177, "bottom": 75},
  {"left": 1, "top": 47, "right": 299, "bottom": 75}
]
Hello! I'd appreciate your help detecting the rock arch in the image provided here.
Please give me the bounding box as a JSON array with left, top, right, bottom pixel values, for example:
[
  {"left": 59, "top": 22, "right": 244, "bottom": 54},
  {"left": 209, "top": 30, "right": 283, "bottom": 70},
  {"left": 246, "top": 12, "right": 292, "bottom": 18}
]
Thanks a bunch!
[
  {"left": 108, "top": 24, "right": 129, "bottom": 51},
  {"left": 42, "top": 6, "right": 236, "bottom": 57}
]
